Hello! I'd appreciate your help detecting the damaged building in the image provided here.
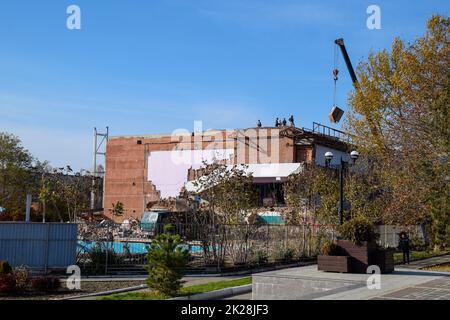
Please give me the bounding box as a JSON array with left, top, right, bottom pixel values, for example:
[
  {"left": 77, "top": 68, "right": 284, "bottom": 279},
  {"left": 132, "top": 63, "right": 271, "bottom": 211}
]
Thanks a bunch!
[{"left": 104, "top": 122, "right": 352, "bottom": 222}]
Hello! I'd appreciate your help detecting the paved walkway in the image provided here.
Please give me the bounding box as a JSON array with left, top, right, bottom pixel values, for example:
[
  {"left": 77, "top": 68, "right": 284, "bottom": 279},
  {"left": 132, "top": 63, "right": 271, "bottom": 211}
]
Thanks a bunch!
[
  {"left": 371, "top": 276, "right": 450, "bottom": 300},
  {"left": 398, "top": 254, "right": 450, "bottom": 269},
  {"left": 224, "top": 254, "right": 450, "bottom": 300}
]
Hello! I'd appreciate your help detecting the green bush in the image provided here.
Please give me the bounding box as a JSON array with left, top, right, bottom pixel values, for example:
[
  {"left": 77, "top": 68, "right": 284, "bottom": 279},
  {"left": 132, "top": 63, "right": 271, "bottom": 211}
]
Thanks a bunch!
[
  {"left": 0, "top": 261, "right": 12, "bottom": 274},
  {"left": 88, "top": 243, "right": 122, "bottom": 274},
  {"left": 145, "top": 224, "right": 190, "bottom": 297},
  {"left": 337, "top": 217, "right": 378, "bottom": 245}
]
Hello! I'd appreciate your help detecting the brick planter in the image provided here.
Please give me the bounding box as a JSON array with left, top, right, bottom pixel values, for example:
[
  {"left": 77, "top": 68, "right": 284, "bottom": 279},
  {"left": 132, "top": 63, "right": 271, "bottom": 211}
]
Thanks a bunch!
[
  {"left": 317, "top": 255, "right": 351, "bottom": 273},
  {"left": 337, "top": 240, "right": 377, "bottom": 273}
]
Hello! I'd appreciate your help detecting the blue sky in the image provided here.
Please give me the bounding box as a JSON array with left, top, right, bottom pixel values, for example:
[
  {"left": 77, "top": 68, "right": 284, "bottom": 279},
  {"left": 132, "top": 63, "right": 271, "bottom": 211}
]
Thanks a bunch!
[{"left": 0, "top": 0, "right": 448, "bottom": 170}]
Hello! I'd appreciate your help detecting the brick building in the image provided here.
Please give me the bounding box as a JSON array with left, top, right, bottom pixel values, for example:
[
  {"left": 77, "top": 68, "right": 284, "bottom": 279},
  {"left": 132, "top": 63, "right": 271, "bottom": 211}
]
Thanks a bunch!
[{"left": 104, "top": 122, "right": 352, "bottom": 222}]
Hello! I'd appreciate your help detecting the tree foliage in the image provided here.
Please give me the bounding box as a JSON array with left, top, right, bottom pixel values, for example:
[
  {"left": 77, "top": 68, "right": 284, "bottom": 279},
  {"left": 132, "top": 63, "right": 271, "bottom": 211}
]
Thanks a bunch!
[
  {"left": 283, "top": 159, "right": 386, "bottom": 225},
  {"left": 345, "top": 15, "right": 449, "bottom": 248},
  {"left": 0, "top": 131, "right": 97, "bottom": 222},
  {"left": 145, "top": 224, "right": 190, "bottom": 297},
  {"left": 0, "top": 133, "right": 34, "bottom": 220},
  {"left": 181, "top": 162, "right": 258, "bottom": 265},
  {"left": 39, "top": 166, "right": 95, "bottom": 222}
]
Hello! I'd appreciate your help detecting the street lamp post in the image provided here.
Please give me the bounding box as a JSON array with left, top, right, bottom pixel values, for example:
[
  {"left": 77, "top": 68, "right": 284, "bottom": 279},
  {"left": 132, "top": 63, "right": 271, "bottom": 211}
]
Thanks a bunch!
[{"left": 324, "top": 150, "right": 359, "bottom": 225}]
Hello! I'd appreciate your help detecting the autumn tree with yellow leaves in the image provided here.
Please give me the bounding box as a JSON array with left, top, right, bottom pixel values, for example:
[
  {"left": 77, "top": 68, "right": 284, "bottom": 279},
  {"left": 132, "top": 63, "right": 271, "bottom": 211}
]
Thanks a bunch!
[{"left": 345, "top": 15, "right": 449, "bottom": 249}]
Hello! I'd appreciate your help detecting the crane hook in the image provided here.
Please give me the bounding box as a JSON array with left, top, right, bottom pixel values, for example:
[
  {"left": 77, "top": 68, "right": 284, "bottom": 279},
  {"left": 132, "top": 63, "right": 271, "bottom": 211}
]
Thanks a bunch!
[{"left": 333, "top": 68, "right": 339, "bottom": 81}]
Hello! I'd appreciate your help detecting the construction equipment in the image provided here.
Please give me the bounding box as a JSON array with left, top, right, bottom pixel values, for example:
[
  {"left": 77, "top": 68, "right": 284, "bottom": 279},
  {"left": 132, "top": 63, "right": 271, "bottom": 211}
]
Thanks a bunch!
[
  {"left": 329, "top": 38, "right": 358, "bottom": 123},
  {"left": 334, "top": 38, "right": 358, "bottom": 85}
]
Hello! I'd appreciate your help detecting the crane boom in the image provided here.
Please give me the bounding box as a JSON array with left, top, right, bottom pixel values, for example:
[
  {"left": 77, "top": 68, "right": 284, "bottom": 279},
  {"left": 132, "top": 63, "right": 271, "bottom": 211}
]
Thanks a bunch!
[{"left": 335, "top": 38, "right": 358, "bottom": 85}]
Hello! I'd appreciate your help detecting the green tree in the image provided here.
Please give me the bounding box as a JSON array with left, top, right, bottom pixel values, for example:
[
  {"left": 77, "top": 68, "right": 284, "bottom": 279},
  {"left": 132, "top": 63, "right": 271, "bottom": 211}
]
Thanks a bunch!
[
  {"left": 145, "top": 224, "right": 190, "bottom": 297},
  {"left": 284, "top": 164, "right": 339, "bottom": 225},
  {"left": 0, "top": 133, "right": 34, "bottom": 220},
  {"left": 109, "top": 201, "right": 125, "bottom": 216},
  {"left": 39, "top": 166, "right": 94, "bottom": 222}
]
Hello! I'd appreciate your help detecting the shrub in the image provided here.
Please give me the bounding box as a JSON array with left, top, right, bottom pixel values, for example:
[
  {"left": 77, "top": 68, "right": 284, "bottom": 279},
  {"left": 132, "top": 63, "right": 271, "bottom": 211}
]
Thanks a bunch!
[
  {"left": 337, "top": 217, "right": 378, "bottom": 245},
  {"left": 13, "top": 266, "right": 31, "bottom": 292},
  {"left": 0, "top": 261, "right": 12, "bottom": 274},
  {"left": 88, "top": 243, "right": 122, "bottom": 274},
  {"left": 410, "top": 233, "right": 427, "bottom": 251},
  {"left": 274, "top": 246, "right": 295, "bottom": 262},
  {"left": 0, "top": 273, "right": 16, "bottom": 293},
  {"left": 251, "top": 249, "right": 268, "bottom": 265},
  {"left": 31, "top": 276, "right": 61, "bottom": 292},
  {"left": 321, "top": 241, "right": 339, "bottom": 256},
  {"left": 145, "top": 224, "right": 190, "bottom": 297}
]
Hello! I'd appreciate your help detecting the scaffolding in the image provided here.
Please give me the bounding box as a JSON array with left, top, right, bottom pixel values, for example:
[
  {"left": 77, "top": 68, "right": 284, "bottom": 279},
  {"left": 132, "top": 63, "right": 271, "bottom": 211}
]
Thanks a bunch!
[{"left": 91, "top": 127, "right": 109, "bottom": 210}]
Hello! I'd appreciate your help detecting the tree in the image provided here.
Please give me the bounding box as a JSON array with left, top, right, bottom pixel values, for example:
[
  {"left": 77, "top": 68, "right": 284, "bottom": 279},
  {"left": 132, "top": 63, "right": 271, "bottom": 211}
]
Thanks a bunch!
[
  {"left": 110, "top": 201, "right": 124, "bottom": 216},
  {"left": 345, "top": 15, "right": 449, "bottom": 247},
  {"left": 284, "top": 159, "right": 388, "bottom": 226},
  {"left": 145, "top": 224, "right": 190, "bottom": 297},
  {"left": 283, "top": 164, "right": 339, "bottom": 225},
  {"left": 38, "top": 166, "right": 95, "bottom": 222},
  {"left": 0, "top": 133, "right": 34, "bottom": 220},
  {"left": 181, "top": 162, "right": 258, "bottom": 265}
]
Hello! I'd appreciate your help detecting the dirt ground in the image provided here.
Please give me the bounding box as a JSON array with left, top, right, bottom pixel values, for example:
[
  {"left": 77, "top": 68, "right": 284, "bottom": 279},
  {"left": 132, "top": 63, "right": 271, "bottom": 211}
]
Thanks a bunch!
[{"left": 0, "top": 280, "right": 146, "bottom": 300}]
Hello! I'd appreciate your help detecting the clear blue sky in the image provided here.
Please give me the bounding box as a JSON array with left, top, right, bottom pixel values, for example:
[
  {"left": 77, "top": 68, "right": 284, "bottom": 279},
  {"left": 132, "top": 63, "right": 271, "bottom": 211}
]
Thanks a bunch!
[{"left": 0, "top": 0, "right": 448, "bottom": 170}]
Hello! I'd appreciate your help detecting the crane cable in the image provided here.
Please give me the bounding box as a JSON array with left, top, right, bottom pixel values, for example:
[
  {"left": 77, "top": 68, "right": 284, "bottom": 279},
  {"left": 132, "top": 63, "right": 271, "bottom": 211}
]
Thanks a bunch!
[{"left": 333, "top": 43, "right": 339, "bottom": 107}]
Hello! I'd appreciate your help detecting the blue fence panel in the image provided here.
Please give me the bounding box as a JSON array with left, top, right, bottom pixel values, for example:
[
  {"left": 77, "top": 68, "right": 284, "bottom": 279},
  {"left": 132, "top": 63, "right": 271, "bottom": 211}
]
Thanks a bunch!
[{"left": 0, "top": 222, "right": 77, "bottom": 269}]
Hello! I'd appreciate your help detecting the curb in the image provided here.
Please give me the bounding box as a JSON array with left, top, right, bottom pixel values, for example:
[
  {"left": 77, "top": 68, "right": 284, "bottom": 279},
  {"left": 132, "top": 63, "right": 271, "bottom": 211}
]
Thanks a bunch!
[
  {"left": 60, "top": 284, "right": 148, "bottom": 300},
  {"left": 184, "top": 261, "right": 316, "bottom": 278},
  {"left": 169, "top": 284, "right": 252, "bottom": 300}
]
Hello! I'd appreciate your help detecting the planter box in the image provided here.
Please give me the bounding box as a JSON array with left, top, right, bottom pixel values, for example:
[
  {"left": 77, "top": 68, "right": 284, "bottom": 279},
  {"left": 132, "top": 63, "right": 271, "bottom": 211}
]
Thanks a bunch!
[
  {"left": 318, "top": 255, "right": 351, "bottom": 273},
  {"left": 337, "top": 240, "right": 376, "bottom": 273},
  {"left": 371, "top": 250, "right": 395, "bottom": 274}
]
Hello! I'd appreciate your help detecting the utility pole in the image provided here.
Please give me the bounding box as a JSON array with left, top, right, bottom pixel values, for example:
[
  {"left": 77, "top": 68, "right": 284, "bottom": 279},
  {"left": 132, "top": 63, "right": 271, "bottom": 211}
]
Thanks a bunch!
[
  {"left": 338, "top": 157, "right": 345, "bottom": 226},
  {"left": 91, "top": 127, "right": 109, "bottom": 211}
]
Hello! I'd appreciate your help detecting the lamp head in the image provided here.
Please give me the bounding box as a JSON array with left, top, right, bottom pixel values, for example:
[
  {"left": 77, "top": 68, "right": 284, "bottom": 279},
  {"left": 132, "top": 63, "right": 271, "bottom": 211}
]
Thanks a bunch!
[
  {"left": 325, "top": 151, "right": 334, "bottom": 161},
  {"left": 350, "top": 150, "right": 360, "bottom": 161}
]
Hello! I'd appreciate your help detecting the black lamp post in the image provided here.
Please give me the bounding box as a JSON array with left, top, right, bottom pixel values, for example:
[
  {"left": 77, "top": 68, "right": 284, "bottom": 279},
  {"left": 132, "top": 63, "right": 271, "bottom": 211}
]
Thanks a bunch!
[{"left": 324, "top": 150, "right": 359, "bottom": 225}]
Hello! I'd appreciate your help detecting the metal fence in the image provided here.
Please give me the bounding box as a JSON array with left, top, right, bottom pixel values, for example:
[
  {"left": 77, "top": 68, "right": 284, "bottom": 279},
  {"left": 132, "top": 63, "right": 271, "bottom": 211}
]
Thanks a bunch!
[
  {"left": 76, "top": 222, "right": 336, "bottom": 275},
  {"left": 75, "top": 222, "right": 428, "bottom": 275},
  {"left": 0, "top": 222, "right": 77, "bottom": 272}
]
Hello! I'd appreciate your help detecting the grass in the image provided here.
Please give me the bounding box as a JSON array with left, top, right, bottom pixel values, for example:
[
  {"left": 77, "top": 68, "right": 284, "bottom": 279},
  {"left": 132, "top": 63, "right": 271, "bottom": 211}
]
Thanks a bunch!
[
  {"left": 393, "top": 250, "right": 449, "bottom": 264},
  {"left": 98, "top": 277, "right": 252, "bottom": 300},
  {"left": 423, "top": 263, "right": 450, "bottom": 272}
]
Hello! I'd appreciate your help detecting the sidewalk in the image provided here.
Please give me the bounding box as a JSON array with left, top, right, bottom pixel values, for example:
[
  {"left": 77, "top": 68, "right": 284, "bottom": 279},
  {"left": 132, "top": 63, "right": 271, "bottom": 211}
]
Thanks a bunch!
[{"left": 399, "top": 254, "right": 450, "bottom": 269}]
